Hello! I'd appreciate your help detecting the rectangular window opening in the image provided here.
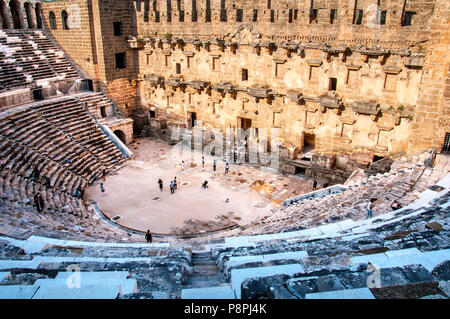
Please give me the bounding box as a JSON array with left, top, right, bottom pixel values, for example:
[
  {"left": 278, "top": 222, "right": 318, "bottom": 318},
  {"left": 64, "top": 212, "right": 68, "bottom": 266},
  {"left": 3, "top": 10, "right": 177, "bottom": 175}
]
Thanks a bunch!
[
  {"left": 113, "top": 22, "right": 122, "bottom": 36},
  {"left": 236, "top": 9, "right": 243, "bottom": 22},
  {"left": 353, "top": 9, "right": 363, "bottom": 24},
  {"left": 330, "top": 9, "right": 338, "bottom": 24},
  {"left": 115, "top": 52, "right": 126, "bottom": 69},
  {"left": 253, "top": 9, "right": 258, "bottom": 22},
  {"left": 329, "top": 77, "right": 337, "bottom": 91},
  {"left": 241, "top": 68, "right": 248, "bottom": 81}
]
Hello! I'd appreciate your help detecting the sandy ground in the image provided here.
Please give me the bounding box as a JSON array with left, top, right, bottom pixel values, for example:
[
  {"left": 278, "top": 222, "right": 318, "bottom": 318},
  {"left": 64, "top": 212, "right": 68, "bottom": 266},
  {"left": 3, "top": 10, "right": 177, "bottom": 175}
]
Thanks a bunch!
[{"left": 85, "top": 138, "right": 314, "bottom": 234}]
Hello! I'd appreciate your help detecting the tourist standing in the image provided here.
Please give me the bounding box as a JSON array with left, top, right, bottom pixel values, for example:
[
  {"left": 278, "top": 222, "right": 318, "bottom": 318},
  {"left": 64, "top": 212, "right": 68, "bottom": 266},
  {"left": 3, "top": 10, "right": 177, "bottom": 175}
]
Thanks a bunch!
[
  {"left": 75, "top": 185, "right": 81, "bottom": 199},
  {"left": 181, "top": 161, "right": 185, "bottom": 171},
  {"left": 100, "top": 183, "right": 105, "bottom": 193},
  {"left": 158, "top": 179, "right": 163, "bottom": 192},
  {"left": 173, "top": 177, "right": 177, "bottom": 190},
  {"left": 213, "top": 159, "right": 216, "bottom": 172},
  {"left": 366, "top": 198, "right": 376, "bottom": 219},
  {"left": 170, "top": 181, "right": 175, "bottom": 194},
  {"left": 225, "top": 162, "right": 229, "bottom": 174},
  {"left": 34, "top": 193, "right": 44, "bottom": 213},
  {"left": 145, "top": 230, "right": 153, "bottom": 243},
  {"left": 312, "top": 179, "right": 317, "bottom": 191},
  {"left": 202, "top": 156, "right": 205, "bottom": 168}
]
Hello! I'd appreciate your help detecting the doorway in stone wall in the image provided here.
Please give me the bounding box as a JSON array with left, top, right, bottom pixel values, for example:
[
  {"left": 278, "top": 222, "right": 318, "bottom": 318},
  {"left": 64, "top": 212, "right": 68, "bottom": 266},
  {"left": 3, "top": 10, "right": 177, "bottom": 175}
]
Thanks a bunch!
[
  {"left": 443, "top": 132, "right": 450, "bottom": 154},
  {"left": 302, "top": 132, "right": 316, "bottom": 159},
  {"left": 238, "top": 117, "right": 252, "bottom": 131},
  {"left": 100, "top": 106, "right": 107, "bottom": 118},
  {"left": 113, "top": 130, "right": 126, "bottom": 145},
  {"left": 187, "top": 111, "right": 197, "bottom": 130}
]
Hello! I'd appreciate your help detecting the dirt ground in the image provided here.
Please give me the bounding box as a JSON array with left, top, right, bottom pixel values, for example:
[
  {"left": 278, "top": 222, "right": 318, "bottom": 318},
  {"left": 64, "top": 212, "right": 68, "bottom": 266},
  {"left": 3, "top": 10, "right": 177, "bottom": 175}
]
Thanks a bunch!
[{"left": 85, "top": 138, "right": 314, "bottom": 234}]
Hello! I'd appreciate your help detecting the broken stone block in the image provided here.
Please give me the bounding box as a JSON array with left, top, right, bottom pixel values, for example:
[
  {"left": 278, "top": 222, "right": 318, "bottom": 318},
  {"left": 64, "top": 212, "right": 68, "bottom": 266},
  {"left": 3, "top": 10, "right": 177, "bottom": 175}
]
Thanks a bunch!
[
  {"left": 425, "top": 221, "right": 443, "bottom": 232},
  {"left": 352, "top": 101, "right": 380, "bottom": 115},
  {"left": 317, "top": 95, "right": 341, "bottom": 109},
  {"left": 432, "top": 261, "right": 450, "bottom": 281}
]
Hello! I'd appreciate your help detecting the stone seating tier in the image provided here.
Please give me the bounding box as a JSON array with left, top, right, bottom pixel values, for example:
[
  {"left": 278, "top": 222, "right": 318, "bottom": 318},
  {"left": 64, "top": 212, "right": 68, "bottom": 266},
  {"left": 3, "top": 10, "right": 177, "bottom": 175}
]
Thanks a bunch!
[
  {"left": 0, "top": 29, "right": 78, "bottom": 92},
  {"left": 0, "top": 93, "right": 128, "bottom": 222}
]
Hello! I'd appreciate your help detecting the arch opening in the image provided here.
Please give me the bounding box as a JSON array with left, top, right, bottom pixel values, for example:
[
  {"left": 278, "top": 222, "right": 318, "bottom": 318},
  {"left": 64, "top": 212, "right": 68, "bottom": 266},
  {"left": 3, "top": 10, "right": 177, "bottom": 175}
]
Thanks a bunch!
[
  {"left": 61, "top": 10, "right": 69, "bottom": 29},
  {"left": 48, "top": 11, "right": 56, "bottom": 29},
  {"left": 113, "top": 130, "right": 127, "bottom": 145}
]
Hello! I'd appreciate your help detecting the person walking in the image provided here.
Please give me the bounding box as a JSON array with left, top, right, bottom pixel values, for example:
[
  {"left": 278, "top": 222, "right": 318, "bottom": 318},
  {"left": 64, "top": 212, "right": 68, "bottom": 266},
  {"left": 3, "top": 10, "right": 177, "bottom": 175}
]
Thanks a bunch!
[
  {"left": 225, "top": 162, "right": 229, "bottom": 174},
  {"left": 158, "top": 179, "right": 163, "bottom": 192},
  {"left": 145, "top": 230, "right": 153, "bottom": 243},
  {"left": 366, "top": 198, "right": 376, "bottom": 219},
  {"left": 34, "top": 193, "right": 44, "bottom": 213},
  {"left": 100, "top": 183, "right": 105, "bottom": 193},
  {"left": 75, "top": 185, "right": 82, "bottom": 199},
  {"left": 181, "top": 161, "right": 185, "bottom": 171},
  {"left": 173, "top": 177, "right": 177, "bottom": 190},
  {"left": 312, "top": 179, "right": 317, "bottom": 191},
  {"left": 213, "top": 159, "right": 216, "bottom": 172},
  {"left": 202, "top": 156, "right": 205, "bottom": 168},
  {"left": 170, "top": 181, "right": 174, "bottom": 194}
]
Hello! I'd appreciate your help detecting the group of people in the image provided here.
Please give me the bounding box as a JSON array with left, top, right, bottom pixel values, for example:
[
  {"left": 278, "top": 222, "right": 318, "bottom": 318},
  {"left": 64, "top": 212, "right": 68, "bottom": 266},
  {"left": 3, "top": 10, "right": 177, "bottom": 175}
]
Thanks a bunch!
[
  {"left": 156, "top": 157, "right": 232, "bottom": 194},
  {"left": 366, "top": 198, "right": 402, "bottom": 219},
  {"left": 158, "top": 177, "right": 178, "bottom": 194}
]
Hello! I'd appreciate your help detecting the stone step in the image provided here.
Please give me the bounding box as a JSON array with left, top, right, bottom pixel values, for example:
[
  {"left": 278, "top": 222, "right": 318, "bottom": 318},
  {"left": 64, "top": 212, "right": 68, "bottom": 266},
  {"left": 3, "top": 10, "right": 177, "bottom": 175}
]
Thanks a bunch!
[
  {"left": 183, "top": 273, "right": 226, "bottom": 288},
  {"left": 0, "top": 285, "right": 40, "bottom": 299},
  {"left": 181, "top": 285, "right": 235, "bottom": 299},
  {"left": 305, "top": 287, "right": 375, "bottom": 299},
  {"left": 31, "top": 279, "right": 127, "bottom": 299},
  {"left": 0, "top": 272, "right": 11, "bottom": 282},
  {"left": 193, "top": 264, "right": 219, "bottom": 272},
  {"left": 231, "top": 263, "right": 305, "bottom": 299},
  {"left": 54, "top": 271, "right": 129, "bottom": 281}
]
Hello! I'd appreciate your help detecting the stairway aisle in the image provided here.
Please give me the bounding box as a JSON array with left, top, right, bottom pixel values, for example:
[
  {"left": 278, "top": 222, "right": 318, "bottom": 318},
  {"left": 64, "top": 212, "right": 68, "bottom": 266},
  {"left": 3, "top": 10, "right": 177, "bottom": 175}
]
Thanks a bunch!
[{"left": 181, "top": 251, "right": 235, "bottom": 299}]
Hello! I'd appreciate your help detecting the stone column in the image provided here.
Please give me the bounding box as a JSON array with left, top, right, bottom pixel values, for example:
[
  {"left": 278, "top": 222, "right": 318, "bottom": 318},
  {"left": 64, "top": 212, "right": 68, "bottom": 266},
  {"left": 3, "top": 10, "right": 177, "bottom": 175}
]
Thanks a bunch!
[
  {"left": 18, "top": 1, "right": 27, "bottom": 29},
  {"left": 26, "top": 3, "right": 36, "bottom": 29},
  {"left": 1, "top": 2, "right": 14, "bottom": 29}
]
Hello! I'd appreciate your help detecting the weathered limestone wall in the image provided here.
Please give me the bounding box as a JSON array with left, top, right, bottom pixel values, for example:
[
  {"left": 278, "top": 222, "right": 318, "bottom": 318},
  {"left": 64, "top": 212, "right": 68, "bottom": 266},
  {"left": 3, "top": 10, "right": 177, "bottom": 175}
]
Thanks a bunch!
[
  {"left": 408, "top": 0, "right": 450, "bottom": 155},
  {"left": 41, "top": 0, "right": 139, "bottom": 114},
  {"left": 41, "top": 0, "right": 97, "bottom": 79},
  {"left": 36, "top": 0, "right": 449, "bottom": 176},
  {"left": 135, "top": 0, "right": 435, "bottom": 45},
  {"left": 135, "top": 30, "right": 420, "bottom": 160}
]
